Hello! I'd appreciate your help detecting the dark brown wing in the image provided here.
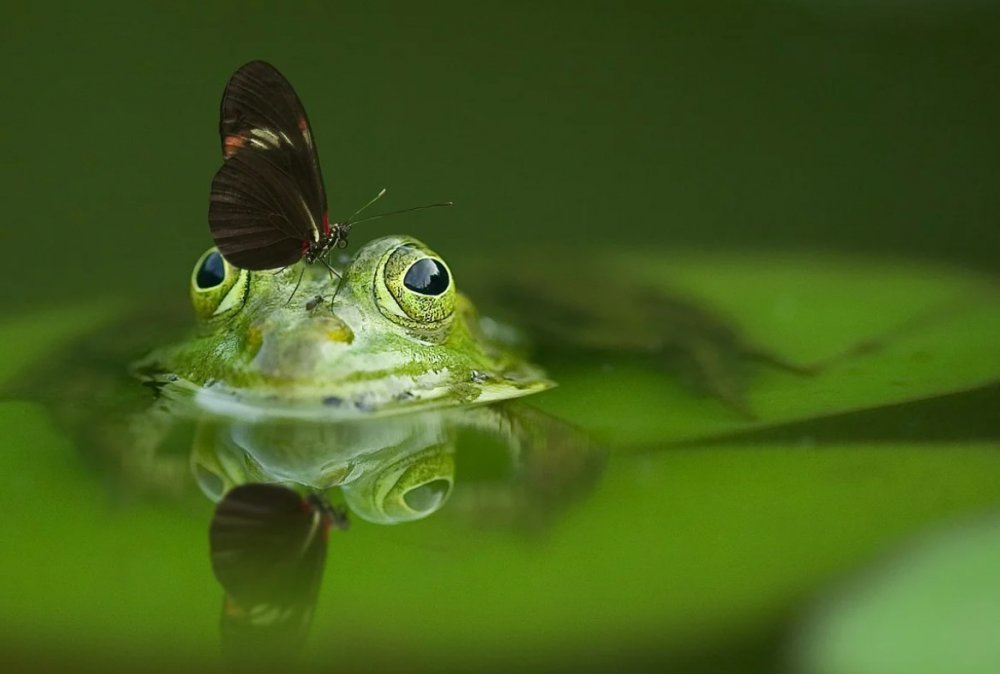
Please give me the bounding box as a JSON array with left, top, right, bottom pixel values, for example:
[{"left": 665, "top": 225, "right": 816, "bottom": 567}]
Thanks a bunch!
[
  {"left": 209, "top": 61, "right": 328, "bottom": 270},
  {"left": 209, "top": 483, "right": 331, "bottom": 664},
  {"left": 209, "top": 483, "right": 329, "bottom": 605},
  {"left": 209, "top": 149, "right": 319, "bottom": 269}
]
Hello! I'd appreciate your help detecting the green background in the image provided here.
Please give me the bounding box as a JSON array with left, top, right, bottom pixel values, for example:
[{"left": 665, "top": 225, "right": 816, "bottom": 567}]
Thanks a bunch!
[{"left": 3, "top": 1, "right": 1000, "bottom": 305}]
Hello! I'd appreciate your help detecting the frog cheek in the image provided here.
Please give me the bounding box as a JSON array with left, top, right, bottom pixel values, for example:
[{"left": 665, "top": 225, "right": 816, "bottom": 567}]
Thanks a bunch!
[{"left": 340, "top": 446, "right": 455, "bottom": 524}]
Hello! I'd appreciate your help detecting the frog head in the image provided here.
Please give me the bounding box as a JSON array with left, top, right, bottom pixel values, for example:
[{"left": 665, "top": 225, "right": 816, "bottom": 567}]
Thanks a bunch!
[{"left": 141, "top": 235, "right": 550, "bottom": 418}]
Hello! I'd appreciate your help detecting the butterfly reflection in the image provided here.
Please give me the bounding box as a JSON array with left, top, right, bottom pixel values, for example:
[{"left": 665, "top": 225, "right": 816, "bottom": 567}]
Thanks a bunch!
[{"left": 208, "top": 483, "right": 347, "bottom": 666}]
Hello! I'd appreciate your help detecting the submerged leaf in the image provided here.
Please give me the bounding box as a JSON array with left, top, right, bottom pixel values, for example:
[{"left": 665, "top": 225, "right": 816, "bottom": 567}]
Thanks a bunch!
[{"left": 515, "top": 250, "right": 1000, "bottom": 447}]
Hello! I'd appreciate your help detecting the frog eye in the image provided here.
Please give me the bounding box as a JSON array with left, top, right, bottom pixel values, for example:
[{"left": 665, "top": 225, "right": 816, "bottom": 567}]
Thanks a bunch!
[
  {"left": 378, "top": 244, "right": 456, "bottom": 333},
  {"left": 195, "top": 251, "right": 226, "bottom": 289},
  {"left": 190, "top": 247, "right": 249, "bottom": 320},
  {"left": 403, "top": 258, "right": 450, "bottom": 295}
]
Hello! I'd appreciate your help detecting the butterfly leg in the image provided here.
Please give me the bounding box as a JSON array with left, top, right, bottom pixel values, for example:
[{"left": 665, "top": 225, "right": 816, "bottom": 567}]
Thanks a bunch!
[
  {"left": 284, "top": 266, "right": 307, "bottom": 306},
  {"left": 317, "top": 256, "right": 342, "bottom": 280}
]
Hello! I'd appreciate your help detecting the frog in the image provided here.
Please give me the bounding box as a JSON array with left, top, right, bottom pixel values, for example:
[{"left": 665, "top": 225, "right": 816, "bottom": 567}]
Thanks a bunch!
[
  {"left": 106, "top": 234, "right": 603, "bottom": 528},
  {"left": 133, "top": 235, "right": 553, "bottom": 419}
]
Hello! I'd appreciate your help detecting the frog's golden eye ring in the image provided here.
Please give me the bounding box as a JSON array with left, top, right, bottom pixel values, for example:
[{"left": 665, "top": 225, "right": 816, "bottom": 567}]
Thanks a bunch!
[
  {"left": 190, "top": 247, "right": 249, "bottom": 320},
  {"left": 376, "top": 243, "right": 456, "bottom": 335}
]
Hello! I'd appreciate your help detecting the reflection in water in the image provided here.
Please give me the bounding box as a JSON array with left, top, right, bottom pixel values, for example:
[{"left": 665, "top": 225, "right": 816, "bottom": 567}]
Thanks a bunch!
[
  {"left": 189, "top": 402, "right": 603, "bottom": 528},
  {"left": 209, "top": 484, "right": 347, "bottom": 667},
  {"left": 194, "top": 410, "right": 460, "bottom": 524},
  {"left": 150, "top": 399, "right": 606, "bottom": 666}
]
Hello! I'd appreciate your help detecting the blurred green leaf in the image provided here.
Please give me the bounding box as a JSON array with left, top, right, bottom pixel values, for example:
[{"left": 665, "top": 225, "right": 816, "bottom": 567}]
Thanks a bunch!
[
  {"left": 793, "top": 512, "right": 1000, "bottom": 674},
  {"left": 529, "top": 251, "right": 1000, "bottom": 447}
]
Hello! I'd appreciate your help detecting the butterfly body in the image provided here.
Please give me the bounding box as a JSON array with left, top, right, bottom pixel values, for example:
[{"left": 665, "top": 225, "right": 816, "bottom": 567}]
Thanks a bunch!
[{"left": 302, "top": 216, "right": 351, "bottom": 265}]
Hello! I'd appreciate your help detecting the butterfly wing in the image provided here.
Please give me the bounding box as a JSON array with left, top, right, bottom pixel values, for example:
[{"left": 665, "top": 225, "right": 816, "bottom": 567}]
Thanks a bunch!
[
  {"left": 210, "top": 149, "right": 321, "bottom": 270},
  {"left": 209, "top": 483, "right": 329, "bottom": 605},
  {"left": 209, "top": 61, "right": 328, "bottom": 270},
  {"left": 209, "top": 484, "right": 332, "bottom": 663}
]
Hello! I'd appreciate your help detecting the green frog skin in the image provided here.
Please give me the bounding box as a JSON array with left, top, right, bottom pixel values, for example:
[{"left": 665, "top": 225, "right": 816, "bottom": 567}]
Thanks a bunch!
[{"left": 136, "top": 235, "right": 551, "bottom": 421}]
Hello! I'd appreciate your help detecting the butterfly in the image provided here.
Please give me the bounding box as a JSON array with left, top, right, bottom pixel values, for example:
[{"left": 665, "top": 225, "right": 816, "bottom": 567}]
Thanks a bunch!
[
  {"left": 208, "top": 61, "right": 449, "bottom": 273},
  {"left": 208, "top": 483, "right": 348, "bottom": 663}
]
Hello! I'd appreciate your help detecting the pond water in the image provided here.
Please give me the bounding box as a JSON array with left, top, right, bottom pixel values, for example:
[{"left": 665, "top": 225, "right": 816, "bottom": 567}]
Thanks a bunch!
[{"left": 2, "top": 2, "right": 1000, "bottom": 673}]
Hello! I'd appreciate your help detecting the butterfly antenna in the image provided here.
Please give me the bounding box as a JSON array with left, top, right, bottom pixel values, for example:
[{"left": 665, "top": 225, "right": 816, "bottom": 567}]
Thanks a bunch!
[
  {"left": 348, "top": 201, "right": 453, "bottom": 226},
  {"left": 346, "top": 187, "right": 388, "bottom": 223}
]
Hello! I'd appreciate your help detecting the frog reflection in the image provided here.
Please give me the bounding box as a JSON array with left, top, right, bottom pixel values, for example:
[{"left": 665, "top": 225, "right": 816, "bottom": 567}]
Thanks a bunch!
[
  {"left": 192, "top": 403, "right": 601, "bottom": 527},
  {"left": 194, "top": 403, "right": 601, "bottom": 666}
]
